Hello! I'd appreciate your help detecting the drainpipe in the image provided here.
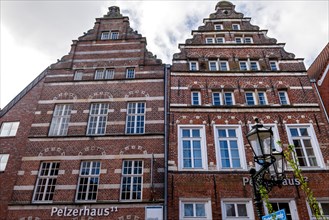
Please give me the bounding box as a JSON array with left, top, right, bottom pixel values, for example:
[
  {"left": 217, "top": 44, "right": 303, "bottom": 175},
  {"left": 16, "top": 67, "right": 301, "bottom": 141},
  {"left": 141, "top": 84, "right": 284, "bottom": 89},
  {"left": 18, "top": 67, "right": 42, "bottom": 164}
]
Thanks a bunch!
[
  {"left": 164, "top": 64, "right": 170, "bottom": 220},
  {"left": 311, "top": 79, "right": 329, "bottom": 124}
]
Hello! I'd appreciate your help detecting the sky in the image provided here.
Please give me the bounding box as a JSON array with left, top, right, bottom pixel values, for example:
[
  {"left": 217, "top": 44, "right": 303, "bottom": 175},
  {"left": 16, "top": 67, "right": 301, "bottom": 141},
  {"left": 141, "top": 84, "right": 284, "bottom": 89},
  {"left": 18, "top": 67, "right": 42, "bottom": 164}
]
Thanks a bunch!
[{"left": 0, "top": 0, "right": 328, "bottom": 109}]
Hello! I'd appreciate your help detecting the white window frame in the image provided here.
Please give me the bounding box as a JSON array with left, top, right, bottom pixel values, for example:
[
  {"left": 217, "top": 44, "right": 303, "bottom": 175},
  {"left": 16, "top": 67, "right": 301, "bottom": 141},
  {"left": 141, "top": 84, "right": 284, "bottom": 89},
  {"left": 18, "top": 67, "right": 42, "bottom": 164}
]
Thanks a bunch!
[
  {"left": 189, "top": 61, "right": 199, "bottom": 71},
  {"left": 75, "top": 161, "right": 101, "bottom": 202},
  {"left": 270, "top": 61, "right": 279, "bottom": 71},
  {"left": 0, "top": 121, "right": 19, "bottom": 137},
  {"left": 110, "top": 31, "right": 119, "bottom": 39},
  {"left": 180, "top": 198, "right": 212, "bottom": 219},
  {"left": 257, "top": 91, "right": 267, "bottom": 105},
  {"left": 244, "top": 37, "right": 253, "bottom": 44},
  {"left": 74, "top": 70, "right": 83, "bottom": 80},
  {"left": 265, "top": 199, "right": 299, "bottom": 220},
  {"left": 306, "top": 198, "right": 329, "bottom": 219},
  {"left": 278, "top": 91, "right": 290, "bottom": 105},
  {"left": 0, "top": 154, "right": 9, "bottom": 172},
  {"left": 191, "top": 91, "right": 201, "bottom": 106},
  {"left": 250, "top": 61, "right": 259, "bottom": 71},
  {"left": 120, "top": 160, "right": 143, "bottom": 201},
  {"left": 221, "top": 199, "right": 254, "bottom": 220},
  {"left": 245, "top": 92, "right": 256, "bottom": 105},
  {"left": 214, "top": 125, "right": 247, "bottom": 170},
  {"left": 126, "top": 68, "right": 135, "bottom": 79},
  {"left": 285, "top": 124, "right": 325, "bottom": 169},
  {"left": 86, "top": 103, "right": 109, "bottom": 135},
  {"left": 212, "top": 92, "right": 222, "bottom": 106},
  {"left": 125, "top": 102, "right": 145, "bottom": 134},
  {"left": 235, "top": 37, "right": 243, "bottom": 44},
  {"left": 219, "top": 61, "right": 229, "bottom": 71},
  {"left": 178, "top": 125, "right": 208, "bottom": 170},
  {"left": 232, "top": 24, "right": 240, "bottom": 30},
  {"left": 32, "top": 161, "right": 60, "bottom": 203},
  {"left": 224, "top": 92, "right": 235, "bottom": 105},
  {"left": 49, "top": 104, "right": 72, "bottom": 136},
  {"left": 209, "top": 61, "right": 218, "bottom": 71},
  {"left": 206, "top": 38, "right": 214, "bottom": 44},
  {"left": 216, "top": 37, "right": 225, "bottom": 44},
  {"left": 214, "top": 24, "right": 223, "bottom": 30},
  {"left": 239, "top": 61, "right": 248, "bottom": 71},
  {"left": 95, "top": 69, "right": 115, "bottom": 80},
  {"left": 101, "top": 31, "right": 110, "bottom": 40}
]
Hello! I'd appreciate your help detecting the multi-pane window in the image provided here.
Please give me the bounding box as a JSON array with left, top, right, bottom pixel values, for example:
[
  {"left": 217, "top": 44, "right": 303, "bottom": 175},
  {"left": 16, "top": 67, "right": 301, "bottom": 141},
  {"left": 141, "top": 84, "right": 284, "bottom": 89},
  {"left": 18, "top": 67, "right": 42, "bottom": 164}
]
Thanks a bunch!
[
  {"left": 33, "top": 162, "right": 60, "bottom": 202},
  {"left": 214, "top": 24, "right": 223, "bottom": 30},
  {"left": 87, "top": 103, "right": 109, "bottom": 135},
  {"left": 206, "top": 38, "right": 214, "bottom": 44},
  {"left": 209, "top": 61, "right": 218, "bottom": 71},
  {"left": 0, "top": 154, "right": 9, "bottom": 172},
  {"left": 126, "top": 68, "right": 135, "bottom": 78},
  {"left": 311, "top": 201, "right": 329, "bottom": 219},
  {"left": 224, "top": 92, "right": 234, "bottom": 105},
  {"left": 258, "top": 92, "right": 267, "bottom": 105},
  {"left": 0, "top": 122, "right": 19, "bottom": 137},
  {"left": 270, "top": 61, "right": 279, "bottom": 71},
  {"left": 74, "top": 70, "right": 83, "bottom": 80},
  {"left": 95, "top": 69, "right": 115, "bottom": 80},
  {"left": 250, "top": 61, "right": 259, "bottom": 70},
  {"left": 219, "top": 61, "right": 229, "bottom": 71},
  {"left": 180, "top": 127, "right": 206, "bottom": 169},
  {"left": 101, "top": 31, "right": 110, "bottom": 40},
  {"left": 191, "top": 91, "right": 201, "bottom": 105},
  {"left": 288, "top": 126, "right": 321, "bottom": 167},
  {"left": 183, "top": 203, "right": 206, "bottom": 218},
  {"left": 120, "top": 160, "right": 143, "bottom": 200},
  {"left": 216, "top": 126, "right": 244, "bottom": 169},
  {"left": 278, "top": 91, "right": 289, "bottom": 105},
  {"left": 212, "top": 92, "right": 221, "bottom": 106},
  {"left": 235, "top": 37, "right": 243, "bottom": 44},
  {"left": 126, "top": 102, "right": 145, "bottom": 134},
  {"left": 49, "top": 104, "right": 72, "bottom": 136},
  {"left": 239, "top": 61, "right": 248, "bottom": 70},
  {"left": 76, "top": 161, "right": 100, "bottom": 202},
  {"left": 232, "top": 24, "right": 240, "bottom": 30},
  {"left": 245, "top": 92, "right": 255, "bottom": 105},
  {"left": 189, "top": 61, "right": 198, "bottom": 71},
  {"left": 110, "top": 31, "right": 119, "bottom": 39},
  {"left": 222, "top": 201, "right": 253, "bottom": 219},
  {"left": 216, "top": 37, "right": 225, "bottom": 43},
  {"left": 244, "top": 37, "right": 253, "bottom": 43}
]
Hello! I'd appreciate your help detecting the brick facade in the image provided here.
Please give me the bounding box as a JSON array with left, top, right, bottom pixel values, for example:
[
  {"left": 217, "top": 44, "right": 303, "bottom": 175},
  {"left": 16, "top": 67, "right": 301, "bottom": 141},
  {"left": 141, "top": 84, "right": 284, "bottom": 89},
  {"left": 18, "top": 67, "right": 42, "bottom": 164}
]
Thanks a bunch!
[
  {"left": 168, "top": 1, "right": 329, "bottom": 220},
  {"left": 1, "top": 1, "right": 329, "bottom": 220}
]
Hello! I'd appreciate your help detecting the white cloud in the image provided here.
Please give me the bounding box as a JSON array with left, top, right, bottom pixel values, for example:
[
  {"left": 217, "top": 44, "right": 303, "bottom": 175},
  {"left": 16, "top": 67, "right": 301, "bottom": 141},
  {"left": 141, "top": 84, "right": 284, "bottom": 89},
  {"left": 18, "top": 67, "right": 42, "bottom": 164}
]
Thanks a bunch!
[{"left": 1, "top": 0, "right": 328, "bottom": 108}]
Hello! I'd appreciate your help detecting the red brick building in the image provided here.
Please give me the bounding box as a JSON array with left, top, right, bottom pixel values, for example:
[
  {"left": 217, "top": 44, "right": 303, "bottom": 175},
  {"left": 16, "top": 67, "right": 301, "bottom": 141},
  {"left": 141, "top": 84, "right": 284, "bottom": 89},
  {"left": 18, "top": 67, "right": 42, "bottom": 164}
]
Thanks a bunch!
[
  {"left": 168, "top": 1, "right": 329, "bottom": 220},
  {"left": 0, "top": 7, "right": 165, "bottom": 220},
  {"left": 308, "top": 43, "right": 329, "bottom": 123}
]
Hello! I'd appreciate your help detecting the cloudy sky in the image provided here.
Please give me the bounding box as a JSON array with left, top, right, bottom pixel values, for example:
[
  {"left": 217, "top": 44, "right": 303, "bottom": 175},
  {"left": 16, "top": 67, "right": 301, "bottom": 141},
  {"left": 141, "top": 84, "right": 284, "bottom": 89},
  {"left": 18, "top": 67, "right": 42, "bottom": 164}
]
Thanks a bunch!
[{"left": 0, "top": 0, "right": 328, "bottom": 108}]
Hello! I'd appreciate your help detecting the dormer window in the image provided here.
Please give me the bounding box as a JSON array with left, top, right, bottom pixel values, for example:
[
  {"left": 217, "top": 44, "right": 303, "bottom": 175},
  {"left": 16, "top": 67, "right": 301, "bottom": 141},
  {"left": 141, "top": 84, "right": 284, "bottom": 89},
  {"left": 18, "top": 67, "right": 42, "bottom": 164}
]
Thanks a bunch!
[
  {"left": 244, "top": 37, "right": 253, "bottom": 44},
  {"left": 214, "top": 24, "right": 223, "bottom": 30},
  {"left": 270, "top": 61, "right": 279, "bottom": 71},
  {"left": 216, "top": 37, "right": 225, "bottom": 44},
  {"left": 206, "top": 38, "right": 214, "bottom": 44},
  {"left": 189, "top": 61, "right": 199, "bottom": 71},
  {"left": 235, "top": 37, "right": 243, "bottom": 44},
  {"left": 232, "top": 24, "right": 240, "bottom": 30},
  {"left": 209, "top": 61, "right": 218, "bottom": 71},
  {"left": 110, "top": 31, "right": 119, "bottom": 39},
  {"left": 250, "top": 61, "right": 259, "bottom": 71},
  {"left": 219, "top": 61, "right": 229, "bottom": 71},
  {"left": 101, "top": 31, "right": 110, "bottom": 40}
]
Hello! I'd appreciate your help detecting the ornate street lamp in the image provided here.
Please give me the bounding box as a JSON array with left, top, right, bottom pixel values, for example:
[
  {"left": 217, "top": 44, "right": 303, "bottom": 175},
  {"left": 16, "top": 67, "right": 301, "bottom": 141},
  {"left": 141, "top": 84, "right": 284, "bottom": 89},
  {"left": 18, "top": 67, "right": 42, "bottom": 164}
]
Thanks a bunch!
[{"left": 246, "top": 118, "right": 285, "bottom": 220}]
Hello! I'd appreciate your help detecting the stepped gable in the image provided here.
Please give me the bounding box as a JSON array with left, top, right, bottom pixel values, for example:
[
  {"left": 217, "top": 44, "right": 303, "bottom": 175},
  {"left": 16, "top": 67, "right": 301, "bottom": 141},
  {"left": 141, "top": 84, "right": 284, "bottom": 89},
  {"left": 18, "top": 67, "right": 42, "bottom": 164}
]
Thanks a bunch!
[
  {"left": 51, "top": 6, "right": 161, "bottom": 70},
  {"left": 174, "top": 0, "right": 295, "bottom": 61}
]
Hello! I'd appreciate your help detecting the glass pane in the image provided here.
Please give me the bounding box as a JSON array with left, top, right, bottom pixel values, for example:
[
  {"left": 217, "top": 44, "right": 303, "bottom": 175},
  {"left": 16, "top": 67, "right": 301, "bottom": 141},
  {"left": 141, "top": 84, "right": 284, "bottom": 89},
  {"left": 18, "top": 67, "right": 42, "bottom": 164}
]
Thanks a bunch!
[
  {"left": 321, "top": 202, "right": 329, "bottom": 215},
  {"left": 290, "top": 128, "right": 298, "bottom": 137},
  {"left": 182, "top": 129, "right": 190, "bottom": 137},
  {"left": 184, "top": 204, "right": 193, "bottom": 217},
  {"left": 228, "top": 129, "right": 236, "bottom": 137},
  {"left": 218, "top": 129, "right": 226, "bottom": 137},
  {"left": 237, "top": 204, "right": 247, "bottom": 216},
  {"left": 226, "top": 204, "right": 236, "bottom": 216},
  {"left": 300, "top": 128, "right": 309, "bottom": 136},
  {"left": 196, "top": 204, "right": 206, "bottom": 217},
  {"left": 192, "top": 129, "right": 200, "bottom": 137}
]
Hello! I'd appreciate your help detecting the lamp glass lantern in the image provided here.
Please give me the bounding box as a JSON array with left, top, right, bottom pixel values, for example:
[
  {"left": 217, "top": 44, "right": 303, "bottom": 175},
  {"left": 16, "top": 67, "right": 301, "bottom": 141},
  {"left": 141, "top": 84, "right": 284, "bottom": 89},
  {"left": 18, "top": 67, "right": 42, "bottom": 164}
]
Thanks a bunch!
[{"left": 246, "top": 122, "right": 274, "bottom": 165}]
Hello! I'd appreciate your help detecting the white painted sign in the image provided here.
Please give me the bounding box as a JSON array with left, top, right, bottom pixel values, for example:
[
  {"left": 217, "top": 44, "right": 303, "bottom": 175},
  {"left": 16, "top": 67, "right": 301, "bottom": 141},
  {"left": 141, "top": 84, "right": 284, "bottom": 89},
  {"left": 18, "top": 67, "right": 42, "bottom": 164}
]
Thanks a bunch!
[{"left": 51, "top": 206, "right": 118, "bottom": 217}]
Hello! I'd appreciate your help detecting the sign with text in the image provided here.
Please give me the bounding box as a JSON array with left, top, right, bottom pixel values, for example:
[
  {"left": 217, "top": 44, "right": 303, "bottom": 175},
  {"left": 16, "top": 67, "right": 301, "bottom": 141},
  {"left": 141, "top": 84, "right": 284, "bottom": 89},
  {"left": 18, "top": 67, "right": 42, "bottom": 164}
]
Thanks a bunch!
[{"left": 262, "top": 209, "right": 287, "bottom": 220}]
